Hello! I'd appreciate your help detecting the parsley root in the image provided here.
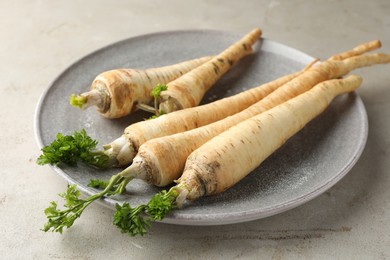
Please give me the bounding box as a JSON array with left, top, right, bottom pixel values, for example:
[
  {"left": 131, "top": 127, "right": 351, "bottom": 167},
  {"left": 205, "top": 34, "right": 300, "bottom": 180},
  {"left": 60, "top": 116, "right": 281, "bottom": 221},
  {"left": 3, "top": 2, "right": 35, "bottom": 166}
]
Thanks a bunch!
[
  {"left": 158, "top": 28, "right": 261, "bottom": 113},
  {"left": 70, "top": 56, "right": 212, "bottom": 118},
  {"left": 329, "top": 40, "right": 381, "bottom": 61}
]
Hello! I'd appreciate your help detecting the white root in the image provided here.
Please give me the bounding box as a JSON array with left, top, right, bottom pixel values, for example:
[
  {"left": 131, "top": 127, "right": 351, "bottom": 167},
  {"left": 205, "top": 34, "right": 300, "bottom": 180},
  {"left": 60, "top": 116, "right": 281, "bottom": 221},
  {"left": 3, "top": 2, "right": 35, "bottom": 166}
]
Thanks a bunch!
[
  {"left": 103, "top": 135, "right": 136, "bottom": 166},
  {"left": 173, "top": 185, "right": 189, "bottom": 208}
]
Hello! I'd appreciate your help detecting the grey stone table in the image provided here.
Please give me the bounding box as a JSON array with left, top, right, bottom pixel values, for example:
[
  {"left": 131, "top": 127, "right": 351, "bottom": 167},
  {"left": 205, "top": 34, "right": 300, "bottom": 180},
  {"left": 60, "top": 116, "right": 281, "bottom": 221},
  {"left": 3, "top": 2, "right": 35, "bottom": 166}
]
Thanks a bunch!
[{"left": 1, "top": 1, "right": 389, "bottom": 259}]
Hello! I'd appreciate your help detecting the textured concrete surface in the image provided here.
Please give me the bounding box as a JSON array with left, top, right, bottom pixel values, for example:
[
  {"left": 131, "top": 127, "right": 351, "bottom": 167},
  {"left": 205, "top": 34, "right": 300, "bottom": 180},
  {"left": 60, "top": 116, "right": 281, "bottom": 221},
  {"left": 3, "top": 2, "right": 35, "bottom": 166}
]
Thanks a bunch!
[{"left": 1, "top": 0, "right": 389, "bottom": 259}]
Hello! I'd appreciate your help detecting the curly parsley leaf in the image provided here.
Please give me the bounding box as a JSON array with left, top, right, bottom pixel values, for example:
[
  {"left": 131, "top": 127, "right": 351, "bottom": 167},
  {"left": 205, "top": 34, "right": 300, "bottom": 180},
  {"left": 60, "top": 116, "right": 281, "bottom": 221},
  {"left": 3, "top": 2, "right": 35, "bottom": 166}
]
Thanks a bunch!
[
  {"left": 113, "top": 188, "right": 178, "bottom": 236},
  {"left": 146, "top": 189, "right": 177, "bottom": 221},
  {"left": 113, "top": 203, "right": 151, "bottom": 236},
  {"left": 36, "top": 129, "right": 109, "bottom": 168},
  {"left": 42, "top": 184, "right": 85, "bottom": 233},
  {"left": 42, "top": 175, "right": 127, "bottom": 234},
  {"left": 88, "top": 179, "right": 110, "bottom": 189}
]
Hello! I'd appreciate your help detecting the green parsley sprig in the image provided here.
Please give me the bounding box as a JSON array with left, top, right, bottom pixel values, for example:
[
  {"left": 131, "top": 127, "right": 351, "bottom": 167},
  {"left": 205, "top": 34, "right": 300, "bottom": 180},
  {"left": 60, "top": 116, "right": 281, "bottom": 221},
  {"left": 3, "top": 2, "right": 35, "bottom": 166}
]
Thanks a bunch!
[
  {"left": 42, "top": 174, "right": 129, "bottom": 233},
  {"left": 113, "top": 188, "right": 179, "bottom": 236},
  {"left": 37, "top": 129, "right": 109, "bottom": 168},
  {"left": 42, "top": 175, "right": 180, "bottom": 235}
]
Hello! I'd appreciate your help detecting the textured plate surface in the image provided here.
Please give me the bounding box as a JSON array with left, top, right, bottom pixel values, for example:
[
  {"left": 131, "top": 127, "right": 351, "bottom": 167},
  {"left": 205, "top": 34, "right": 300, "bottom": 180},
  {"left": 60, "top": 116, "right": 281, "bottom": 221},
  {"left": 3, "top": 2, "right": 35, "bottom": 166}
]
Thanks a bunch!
[{"left": 34, "top": 30, "right": 368, "bottom": 225}]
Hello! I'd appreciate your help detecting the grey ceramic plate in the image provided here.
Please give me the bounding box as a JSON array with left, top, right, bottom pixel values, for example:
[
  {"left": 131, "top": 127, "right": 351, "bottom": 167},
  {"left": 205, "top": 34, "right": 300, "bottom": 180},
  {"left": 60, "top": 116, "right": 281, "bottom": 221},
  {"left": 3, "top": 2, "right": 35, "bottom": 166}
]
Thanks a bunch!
[{"left": 34, "top": 30, "right": 368, "bottom": 225}]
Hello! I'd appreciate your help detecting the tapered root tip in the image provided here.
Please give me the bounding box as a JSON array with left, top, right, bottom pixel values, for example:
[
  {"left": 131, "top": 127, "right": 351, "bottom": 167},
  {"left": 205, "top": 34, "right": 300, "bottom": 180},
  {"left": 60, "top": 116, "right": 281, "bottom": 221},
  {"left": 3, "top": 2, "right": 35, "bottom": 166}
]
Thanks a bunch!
[
  {"left": 374, "top": 40, "right": 382, "bottom": 49},
  {"left": 329, "top": 39, "right": 383, "bottom": 61}
]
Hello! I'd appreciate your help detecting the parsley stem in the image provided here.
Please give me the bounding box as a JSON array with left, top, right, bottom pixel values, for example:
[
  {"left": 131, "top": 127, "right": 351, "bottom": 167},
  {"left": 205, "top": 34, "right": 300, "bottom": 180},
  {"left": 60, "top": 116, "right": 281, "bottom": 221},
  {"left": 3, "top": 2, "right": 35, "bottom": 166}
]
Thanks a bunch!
[
  {"left": 42, "top": 173, "right": 131, "bottom": 233},
  {"left": 96, "top": 174, "right": 125, "bottom": 197},
  {"left": 115, "top": 177, "right": 132, "bottom": 194}
]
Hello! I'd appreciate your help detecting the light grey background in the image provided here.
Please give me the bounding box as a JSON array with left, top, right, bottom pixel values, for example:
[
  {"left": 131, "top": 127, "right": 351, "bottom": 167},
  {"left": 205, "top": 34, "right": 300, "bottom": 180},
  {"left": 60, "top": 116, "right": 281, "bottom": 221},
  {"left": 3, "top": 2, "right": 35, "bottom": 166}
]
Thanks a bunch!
[{"left": 2, "top": 1, "right": 389, "bottom": 259}]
